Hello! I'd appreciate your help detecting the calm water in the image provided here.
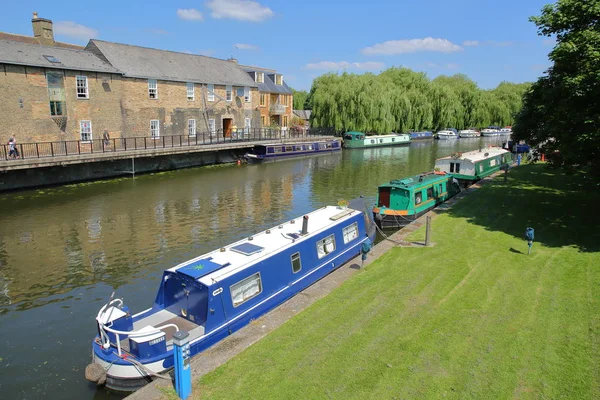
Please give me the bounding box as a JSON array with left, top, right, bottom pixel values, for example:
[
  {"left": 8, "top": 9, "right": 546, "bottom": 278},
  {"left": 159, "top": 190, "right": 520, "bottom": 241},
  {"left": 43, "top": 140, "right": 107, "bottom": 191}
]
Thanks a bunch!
[{"left": 0, "top": 137, "right": 504, "bottom": 399}]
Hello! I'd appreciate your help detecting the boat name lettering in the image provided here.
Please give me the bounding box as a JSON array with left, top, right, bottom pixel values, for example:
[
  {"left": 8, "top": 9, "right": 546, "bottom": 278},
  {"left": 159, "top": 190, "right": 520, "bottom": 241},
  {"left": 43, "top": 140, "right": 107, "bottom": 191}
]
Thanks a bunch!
[{"left": 150, "top": 336, "right": 165, "bottom": 346}]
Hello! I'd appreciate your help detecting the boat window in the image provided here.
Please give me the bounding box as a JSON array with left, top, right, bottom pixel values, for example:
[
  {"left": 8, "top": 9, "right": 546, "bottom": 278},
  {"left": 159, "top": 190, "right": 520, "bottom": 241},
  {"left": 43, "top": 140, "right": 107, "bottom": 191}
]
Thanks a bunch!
[
  {"left": 267, "top": 147, "right": 274, "bottom": 154},
  {"left": 344, "top": 135, "right": 353, "bottom": 140},
  {"left": 415, "top": 192, "right": 422, "bottom": 205},
  {"left": 291, "top": 252, "right": 302, "bottom": 273},
  {"left": 379, "top": 139, "right": 384, "bottom": 143},
  {"left": 342, "top": 222, "right": 359, "bottom": 244},
  {"left": 273, "top": 147, "right": 283, "bottom": 153},
  {"left": 479, "top": 164, "right": 484, "bottom": 172},
  {"left": 370, "top": 140, "right": 375, "bottom": 144},
  {"left": 450, "top": 163, "right": 455, "bottom": 173},
  {"left": 392, "top": 138, "right": 395, "bottom": 142},
  {"left": 285, "top": 146, "right": 293, "bottom": 152},
  {"left": 427, "top": 187, "right": 433, "bottom": 199},
  {"left": 307, "top": 144, "right": 313, "bottom": 150},
  {"left": 490, "top": 159, "right": 497, "bottom": 167},
  {"left": 455, "top": 163, "right": 460, "bottom": 173},
  {"left": 320, "top": 143, "right": 328, "bottom": 150},
  {"left": 230, "top": 273, "right": 262, "bottom": 307},
  {"left": 439, "top": 184, "right": 443, "bottom": 194},
  {"left": 316, "top": 234, "right": 336, "bottom": 259}
]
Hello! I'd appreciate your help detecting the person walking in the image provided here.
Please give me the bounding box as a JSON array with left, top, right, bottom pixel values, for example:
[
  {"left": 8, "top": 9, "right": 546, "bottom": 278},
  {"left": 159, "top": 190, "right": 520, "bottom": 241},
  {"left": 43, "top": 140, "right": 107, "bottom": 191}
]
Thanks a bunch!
[{"left": 7, "top": 136, "right": 19, "bottom": 159}]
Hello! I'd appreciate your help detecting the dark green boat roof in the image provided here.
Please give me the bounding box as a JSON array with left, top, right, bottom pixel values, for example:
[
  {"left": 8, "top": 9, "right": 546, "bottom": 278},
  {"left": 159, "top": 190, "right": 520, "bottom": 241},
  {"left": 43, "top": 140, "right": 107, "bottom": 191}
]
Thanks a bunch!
[{"left": 379, "top": 172, "right": 452, "bottom": 190}]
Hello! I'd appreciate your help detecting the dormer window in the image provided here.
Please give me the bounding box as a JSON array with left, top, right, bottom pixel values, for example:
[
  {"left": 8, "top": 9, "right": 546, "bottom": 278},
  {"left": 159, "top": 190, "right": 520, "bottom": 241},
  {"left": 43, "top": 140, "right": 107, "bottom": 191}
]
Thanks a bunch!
[
  {"left": 275, "top": 74, "right": 283, "bottom": 85},
  {"left": 256, "top": 72, "right": 264, "bottom": 83}
]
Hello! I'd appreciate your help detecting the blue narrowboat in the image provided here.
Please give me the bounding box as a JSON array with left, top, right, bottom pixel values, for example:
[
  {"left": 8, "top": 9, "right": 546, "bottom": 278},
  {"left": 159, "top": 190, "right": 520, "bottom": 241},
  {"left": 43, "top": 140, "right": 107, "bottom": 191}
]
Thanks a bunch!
[
  {"left": 87, "top": 198, "right": 376, "bottom": 391},
  {"left": 244, "top": 139, "right": 341, "bottom": 163},
  {"left": 409, "top": 131, "right": 434, "bottom": 140}
]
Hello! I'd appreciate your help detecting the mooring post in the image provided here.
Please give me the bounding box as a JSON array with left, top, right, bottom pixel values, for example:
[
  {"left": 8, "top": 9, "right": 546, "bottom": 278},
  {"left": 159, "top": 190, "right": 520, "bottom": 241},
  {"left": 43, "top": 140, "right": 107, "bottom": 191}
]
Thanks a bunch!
[
  {"left": 173, "top": 330, "right": 192, "bottom": 399},
  {"left": 131, "top": 157, "right": 135, "bottom": 178},
  {"left": 425, "top": 216, "right": 432, "bottom": 246}
]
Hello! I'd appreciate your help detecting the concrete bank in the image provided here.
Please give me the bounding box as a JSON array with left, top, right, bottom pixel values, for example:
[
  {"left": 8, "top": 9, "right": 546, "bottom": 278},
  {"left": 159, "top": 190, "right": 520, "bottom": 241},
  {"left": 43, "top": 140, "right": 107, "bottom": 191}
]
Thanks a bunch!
[
  {"left": 0, "top": 136, "right": 334, "bottom": 192},
  {"left": 126, "top": 171, "right": 503, "bottom": 400}
]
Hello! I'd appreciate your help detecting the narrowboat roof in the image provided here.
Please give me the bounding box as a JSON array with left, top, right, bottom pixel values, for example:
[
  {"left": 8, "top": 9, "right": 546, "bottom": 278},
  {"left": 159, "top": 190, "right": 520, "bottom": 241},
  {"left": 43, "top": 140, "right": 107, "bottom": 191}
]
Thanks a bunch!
[
  {"left": 169, "top": 205, "right": 361, "bottom": 285},
  {"left": 255, "top": 139, "right": 339, "bottom": 148},
  {"left": 436, "top": 147, "right": 509, "bottom": 163},
  {"left": 344, "top": 131, "right": 365, "bottom": 136},
  {"left": 379, "top": 172, "right": 451, "bottom": 190}
]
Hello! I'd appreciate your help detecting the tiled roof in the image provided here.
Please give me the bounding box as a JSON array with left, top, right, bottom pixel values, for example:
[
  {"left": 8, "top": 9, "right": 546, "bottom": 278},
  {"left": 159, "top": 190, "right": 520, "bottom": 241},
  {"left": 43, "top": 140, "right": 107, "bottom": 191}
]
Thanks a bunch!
[
  {"left": 0, "top": 39, "right": 119, "bottom": 73},
  {"left": 240, "top": 66, "right": 293, "bottom": 94},
  {"left": 87, "top": 40, "right": 257, "bottom": 87},
  {"left": 0, "top": 32, "right": 83, "bottom": 50}
]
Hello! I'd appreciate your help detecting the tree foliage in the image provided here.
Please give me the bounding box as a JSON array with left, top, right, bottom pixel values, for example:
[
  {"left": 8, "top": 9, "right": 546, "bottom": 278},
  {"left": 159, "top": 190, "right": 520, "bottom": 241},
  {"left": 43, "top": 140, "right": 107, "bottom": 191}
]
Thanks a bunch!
[
  {"left": 291, "top": 89, "right": 310, "bottom": 110},
  {"left": 514, "top": 0, "right": 600, "bottom": 173},
  {"left": 308, "top": 68, "right": 529, "bottom": 133}
]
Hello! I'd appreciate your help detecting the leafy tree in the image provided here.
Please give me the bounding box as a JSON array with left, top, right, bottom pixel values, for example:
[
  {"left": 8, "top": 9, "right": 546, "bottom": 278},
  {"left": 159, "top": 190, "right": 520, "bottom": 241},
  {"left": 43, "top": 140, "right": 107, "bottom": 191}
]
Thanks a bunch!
[
  {"left": 291, "top": 88, "right": 309, "bottom": 110},
  {"left": 513, "top": 0, "right": 600, "bottom": 173}
]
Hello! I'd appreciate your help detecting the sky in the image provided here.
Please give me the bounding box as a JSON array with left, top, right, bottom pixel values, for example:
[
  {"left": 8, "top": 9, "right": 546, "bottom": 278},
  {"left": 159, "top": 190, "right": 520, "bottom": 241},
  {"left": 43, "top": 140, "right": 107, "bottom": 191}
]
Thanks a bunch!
[{"left": 2, "top": 0, "right": 555, "bottom": 91}]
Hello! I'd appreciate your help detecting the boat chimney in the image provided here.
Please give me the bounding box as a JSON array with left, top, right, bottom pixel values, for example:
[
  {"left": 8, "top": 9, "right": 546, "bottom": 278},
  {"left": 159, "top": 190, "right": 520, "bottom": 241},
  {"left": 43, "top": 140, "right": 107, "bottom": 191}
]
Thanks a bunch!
[{"left": 301, "top": 215, "right": 309, "bottom": 235}]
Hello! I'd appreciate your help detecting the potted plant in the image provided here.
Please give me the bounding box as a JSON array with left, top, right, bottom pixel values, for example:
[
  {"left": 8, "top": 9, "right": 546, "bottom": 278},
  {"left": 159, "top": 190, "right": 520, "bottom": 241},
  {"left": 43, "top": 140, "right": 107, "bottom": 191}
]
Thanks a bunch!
[{"left": 337, "top": 199, "right": 349, "bottom": 209}]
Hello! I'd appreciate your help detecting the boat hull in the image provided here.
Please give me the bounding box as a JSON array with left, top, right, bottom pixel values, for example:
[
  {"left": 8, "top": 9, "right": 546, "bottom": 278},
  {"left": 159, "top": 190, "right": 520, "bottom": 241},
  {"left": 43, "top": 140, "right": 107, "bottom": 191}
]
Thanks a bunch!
[
  {"left": 343, "top": 134, "right": 411, "bottom": 149},
  {"left": 409, "top": 132, "right": 434, "bottom": 140},
  {"left": 373, "top": 208, "right": 431, "bottom": 229},
  {"left": 245, "top": 147, "right": 340, "bottom": 164},
  {"left": 437, "top": 135, "right": 458, "bottom": 140}
]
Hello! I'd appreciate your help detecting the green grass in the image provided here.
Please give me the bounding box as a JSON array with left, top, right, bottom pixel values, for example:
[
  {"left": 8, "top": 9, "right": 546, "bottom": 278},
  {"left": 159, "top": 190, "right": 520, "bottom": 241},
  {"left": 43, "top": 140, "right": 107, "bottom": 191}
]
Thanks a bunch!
[{"left": 191, "top": 164, "right": 600, "bottom": 399}]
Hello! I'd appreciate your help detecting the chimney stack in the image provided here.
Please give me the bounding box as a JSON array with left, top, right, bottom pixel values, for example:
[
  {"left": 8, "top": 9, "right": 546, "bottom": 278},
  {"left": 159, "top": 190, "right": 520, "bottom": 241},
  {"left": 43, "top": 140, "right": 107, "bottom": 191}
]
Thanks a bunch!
[{"left": 32, "top": 12, "right": 54, "bottom": 46}]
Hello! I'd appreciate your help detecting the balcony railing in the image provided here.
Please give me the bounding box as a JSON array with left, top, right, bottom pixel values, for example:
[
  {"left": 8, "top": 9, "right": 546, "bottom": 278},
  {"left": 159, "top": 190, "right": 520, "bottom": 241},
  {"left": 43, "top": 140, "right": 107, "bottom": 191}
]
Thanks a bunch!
[
  {"left": 269, "top": 103, "right": 287, "bottom": 115},
  {"left": 0, "top": 127, "right": 338, "bottom": 161}
]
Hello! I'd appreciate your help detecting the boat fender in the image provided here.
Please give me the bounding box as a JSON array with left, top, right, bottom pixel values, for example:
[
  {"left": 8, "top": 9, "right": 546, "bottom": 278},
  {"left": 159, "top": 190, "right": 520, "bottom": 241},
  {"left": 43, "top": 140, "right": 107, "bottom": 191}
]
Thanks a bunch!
[{"left": 85, "top": 363, "right": 107, "bottom": 386}]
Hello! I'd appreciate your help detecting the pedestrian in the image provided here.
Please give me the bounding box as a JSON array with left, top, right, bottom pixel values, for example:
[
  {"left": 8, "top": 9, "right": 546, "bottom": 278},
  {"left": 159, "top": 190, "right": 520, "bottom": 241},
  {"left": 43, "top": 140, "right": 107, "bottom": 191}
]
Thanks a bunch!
[
  {"left": 103, "top": 130, "right": 110, "bottom": 148},
  {"left": 7, "top": 136, "right": 19, "bottom": 159}
]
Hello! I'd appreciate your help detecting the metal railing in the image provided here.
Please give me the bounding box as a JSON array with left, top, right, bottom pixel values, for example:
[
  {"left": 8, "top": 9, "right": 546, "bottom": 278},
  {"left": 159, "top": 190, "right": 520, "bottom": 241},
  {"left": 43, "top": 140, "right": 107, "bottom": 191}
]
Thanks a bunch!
[{"left": 0, "top": 127, "right": 337, "bottom": 161}]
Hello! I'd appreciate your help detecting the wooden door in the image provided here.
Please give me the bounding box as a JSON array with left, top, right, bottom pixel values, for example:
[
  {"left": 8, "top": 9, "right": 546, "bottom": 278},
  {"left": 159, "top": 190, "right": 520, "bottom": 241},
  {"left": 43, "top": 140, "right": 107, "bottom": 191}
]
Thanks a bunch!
[{"left": 223, "top": 118, "right": 232, "bottom": 137}]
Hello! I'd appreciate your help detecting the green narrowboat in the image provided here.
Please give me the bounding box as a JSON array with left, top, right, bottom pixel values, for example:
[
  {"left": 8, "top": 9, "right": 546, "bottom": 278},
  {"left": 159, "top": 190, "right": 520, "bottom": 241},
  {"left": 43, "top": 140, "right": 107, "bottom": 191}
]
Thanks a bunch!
[
  {"left": 434, "top": 146, "right": 513, "bottom": 185},
  {"left": 343, "top": 131, "right": 411, "bottom": 149},
  {"left": 373, "top": 171, "right": 461, "bottom": 229}
]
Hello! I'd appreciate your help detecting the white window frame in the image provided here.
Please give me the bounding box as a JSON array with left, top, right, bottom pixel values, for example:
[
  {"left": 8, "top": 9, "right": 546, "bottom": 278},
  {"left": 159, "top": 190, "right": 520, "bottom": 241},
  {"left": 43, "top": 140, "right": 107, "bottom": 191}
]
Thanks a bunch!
[
  {"left": 76, "top": 75, "right": 88, "bottom": 99},
  {"left": 79, "top": 120, "right": 92, "bottom": 142},
  {"left": 244, "top": 117, "right": 251, "bottom": 135},
  {"left": 291, "top": 252, "right": 302, "bottom": 274},
  {"left": 257, "top": 72, "right": 264, "bottom": 83},
  {"left": 275, "top": 74, "right": 283, "bottom": 85},
  {"left": 230, "top": 272, "right": 262, "bottom": 307},
  {"left": 186, "top": 82, "right": 194, "bottom": 101},
  {"left": 150, "top": 119, "right": 160, "bottom": 139},
  {"left": 316, "top": 234, "right": 336, "bottom": 259},
  {"left": 342, "top": 222, "right": 359, "bottom": 244},
  {"left": 244, "top": 86, "right": 251, "bottom": 103},
  {"left": 207, "top": 84, "right": 214, "bottom": 102},
  {"left": 226, "top": 85, "right": 232, "bottom": 102},
  {"left": 208, "top": 118, "right": 216, "bottom": 135},
  {"left": 148, "top": 79, "right": 158, "bottom": 99},
  {"left": 188, "top": 119, "right": 196, "bottom": 137}
]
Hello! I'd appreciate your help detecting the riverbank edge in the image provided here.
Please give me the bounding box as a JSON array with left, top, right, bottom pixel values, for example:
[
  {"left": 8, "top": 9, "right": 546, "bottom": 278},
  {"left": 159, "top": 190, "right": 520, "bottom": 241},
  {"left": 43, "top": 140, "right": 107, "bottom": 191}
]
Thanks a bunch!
[{"left": 125, "top": 170, "right": 504, "bottom": 400}]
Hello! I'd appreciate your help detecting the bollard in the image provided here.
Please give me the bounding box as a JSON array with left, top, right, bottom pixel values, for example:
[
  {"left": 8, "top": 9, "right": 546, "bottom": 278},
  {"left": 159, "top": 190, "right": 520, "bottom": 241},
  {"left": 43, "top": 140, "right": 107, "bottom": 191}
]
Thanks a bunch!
[
  {"left": 425, "top": 216, "right": 432, "bottom": 246},
  {"left": 173, "top": 330, "right": 191, "bottom": 399}
]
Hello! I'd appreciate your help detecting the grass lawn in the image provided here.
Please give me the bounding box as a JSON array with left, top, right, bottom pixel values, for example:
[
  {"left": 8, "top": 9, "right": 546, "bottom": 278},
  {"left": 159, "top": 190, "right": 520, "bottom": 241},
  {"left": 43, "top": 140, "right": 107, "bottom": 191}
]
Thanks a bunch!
[{"left": 191, "top": 163, "right": 600, "bottom": 399}]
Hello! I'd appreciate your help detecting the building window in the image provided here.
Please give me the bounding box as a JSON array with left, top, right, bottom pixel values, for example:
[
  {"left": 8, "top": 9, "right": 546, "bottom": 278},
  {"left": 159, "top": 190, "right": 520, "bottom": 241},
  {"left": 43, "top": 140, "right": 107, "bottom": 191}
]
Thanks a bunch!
[
  {"left": 261, "top": 116, "right": 266, "bottom": 126},
  {"left": 244, "top": 87, "right": 251, "bottom": 102},
  {"left": 226, "top": 85, "right": 232, "bottom": 102},
  {"left": 207, "top": 84, "right": 214, "bottom": 102},
  {"left": 244, "top": 118, "right": 251, "bottom": 134},
  {"left": 291, "top": 252, "right": 302, "bottom": 273},
  {"left": 187, "top": 82, "right": 194, "bottom": 101},
  {"left": 316, "top": 235, "right": 336, "bottom": 259},
  {"left": 47, "top": 72, "right": 66, "bottom": 116},
  {"left": 150, "top": 119, "right": 160, "bottom": 138},
  {"left": 342, "top": 222, "right": 359, "bottom": 244},
  {"left": 148, "top": 79, "right": 158, "bottom": 99},
  {"left": 231, "top": 273, "right": 262, "bottom": 307},
  {"left": 236, "top": 87, "right": 244, "bottom": 97},
  {"left": 208, "top": 118, "right": 216, "bottom": 135},
  {"left": 188, "top": 119, "right": 196, "bottom": 137},
  {"left": 275, "top": 74, "right": 283, "bottom": 85},
  {"left": 256, "top": 72, "right": 264, "bottom": 83},
  {"left": 283, "top": 116, "right": 288, "bottom": 127},
  {"left": 260, "top": 93, "right": 266, "bottom": 106},
  {"left": 76, "top": 75, "right": 88, "bottom": 99},
  {"left": 79, "top": 120, "right": 92, "bottom": 142}
]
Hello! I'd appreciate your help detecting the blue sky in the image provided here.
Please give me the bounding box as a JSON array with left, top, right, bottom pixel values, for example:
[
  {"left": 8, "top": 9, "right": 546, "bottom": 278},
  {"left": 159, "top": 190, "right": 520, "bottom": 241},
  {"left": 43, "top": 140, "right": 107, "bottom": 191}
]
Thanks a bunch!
[{"left": 2, "top": 0, "right": 554, "bottom": 91}]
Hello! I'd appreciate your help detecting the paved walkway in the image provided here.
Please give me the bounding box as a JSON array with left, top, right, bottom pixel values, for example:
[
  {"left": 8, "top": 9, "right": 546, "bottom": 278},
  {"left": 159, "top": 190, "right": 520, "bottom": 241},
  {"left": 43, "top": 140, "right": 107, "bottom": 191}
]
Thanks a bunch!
[{"left": 126, "top": 170, "right": 504, "bottom": 400}]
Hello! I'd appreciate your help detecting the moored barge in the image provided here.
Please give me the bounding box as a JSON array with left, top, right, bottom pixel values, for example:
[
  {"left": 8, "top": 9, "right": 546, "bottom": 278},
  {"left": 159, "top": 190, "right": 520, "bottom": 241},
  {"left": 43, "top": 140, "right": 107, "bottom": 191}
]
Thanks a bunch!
[
  {"left": 244, "top": 139, "right": 341, "bottom": 163},
  {"left": 434, "top": 147, "right": 512, "bottom": 185},
  {"left": 343, "top": 131, "right": 411, "bottom": 149}
]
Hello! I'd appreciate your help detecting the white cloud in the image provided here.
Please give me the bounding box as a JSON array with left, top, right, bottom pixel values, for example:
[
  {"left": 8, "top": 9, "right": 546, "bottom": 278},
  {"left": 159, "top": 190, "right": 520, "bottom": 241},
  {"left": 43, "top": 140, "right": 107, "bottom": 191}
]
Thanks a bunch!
[
  {"left": 305, "top": 61, "right": 385, "bottom": 71},
  {"left": 362, "top": 38, "right": 462, "bottom": 55},
  {"left": 54, "top": 21, "right": 98, "bottom": 41},
  {"left": 234, "top": 43, "right": 260, "bottom": 51},
  {"left": 177, "top": 8, "right": 204, "bottom": 21},
  {"left": 206, "top": 0, "right": 274, "bottom": 22},
  {"left": 462, "top": 40, "right": 480, "bottom": 47}
]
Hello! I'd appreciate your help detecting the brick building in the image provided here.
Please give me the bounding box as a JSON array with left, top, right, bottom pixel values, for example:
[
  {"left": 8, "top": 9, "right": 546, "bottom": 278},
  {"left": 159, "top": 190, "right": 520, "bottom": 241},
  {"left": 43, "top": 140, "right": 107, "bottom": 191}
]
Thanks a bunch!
[
  {"left": 0, "top": 14, "right": 261, "bottom": 143},
  {"left": 240, "top": 65, "right": 294, "bottom": 132}
]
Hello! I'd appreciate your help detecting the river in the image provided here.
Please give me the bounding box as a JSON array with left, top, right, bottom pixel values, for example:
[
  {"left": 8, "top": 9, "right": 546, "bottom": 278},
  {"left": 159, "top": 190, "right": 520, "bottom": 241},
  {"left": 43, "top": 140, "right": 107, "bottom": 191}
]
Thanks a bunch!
[{"left": 0, "top": 137, "right": 505, "bottom": 399}]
